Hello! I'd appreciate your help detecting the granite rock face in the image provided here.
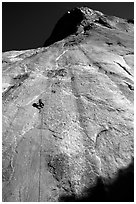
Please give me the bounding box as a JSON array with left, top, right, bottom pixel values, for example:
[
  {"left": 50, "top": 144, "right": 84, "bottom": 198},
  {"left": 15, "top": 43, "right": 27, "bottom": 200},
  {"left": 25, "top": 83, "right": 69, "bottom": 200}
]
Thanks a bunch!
[{"left": 2, "top": 7, "right": 134, "bottom": 201}]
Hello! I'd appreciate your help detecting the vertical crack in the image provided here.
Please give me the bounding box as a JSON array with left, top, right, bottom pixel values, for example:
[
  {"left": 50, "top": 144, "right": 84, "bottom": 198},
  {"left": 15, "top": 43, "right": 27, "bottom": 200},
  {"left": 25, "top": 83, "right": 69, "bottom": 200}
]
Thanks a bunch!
[
  {"left": 68, "top": 68, "right": 94, "bottom": 145},
  {"left": 68, "top": 66, "right": 102, "bottom": 181}
]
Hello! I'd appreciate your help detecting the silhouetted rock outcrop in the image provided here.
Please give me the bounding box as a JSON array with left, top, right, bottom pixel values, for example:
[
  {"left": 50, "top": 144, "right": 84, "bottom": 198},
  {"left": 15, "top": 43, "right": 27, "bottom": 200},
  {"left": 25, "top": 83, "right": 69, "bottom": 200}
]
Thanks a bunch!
[{"left": 44, "top": 8, "right": 84, "bottom": 47}]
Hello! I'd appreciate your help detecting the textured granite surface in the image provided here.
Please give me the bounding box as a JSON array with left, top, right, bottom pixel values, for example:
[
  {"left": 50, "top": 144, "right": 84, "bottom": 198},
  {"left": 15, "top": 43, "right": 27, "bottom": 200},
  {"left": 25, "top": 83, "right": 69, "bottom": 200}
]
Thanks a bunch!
[{"left": 2, "top": 7, "right": 134, "bottom": 201}]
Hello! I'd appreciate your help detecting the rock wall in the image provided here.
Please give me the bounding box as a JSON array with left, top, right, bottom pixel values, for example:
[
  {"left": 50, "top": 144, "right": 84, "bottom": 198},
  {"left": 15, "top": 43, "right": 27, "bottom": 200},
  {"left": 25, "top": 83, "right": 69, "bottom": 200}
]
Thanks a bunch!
[{"left": 2, "top": 7, "right": 134, "bottom": 201}]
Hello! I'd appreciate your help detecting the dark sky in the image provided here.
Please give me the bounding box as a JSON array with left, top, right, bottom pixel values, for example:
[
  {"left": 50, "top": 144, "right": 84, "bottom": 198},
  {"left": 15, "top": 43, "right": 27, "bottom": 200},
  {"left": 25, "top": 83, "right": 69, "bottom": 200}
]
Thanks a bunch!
[{"left": 2, "top": 2, "right": 134, "bottom": 52}]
